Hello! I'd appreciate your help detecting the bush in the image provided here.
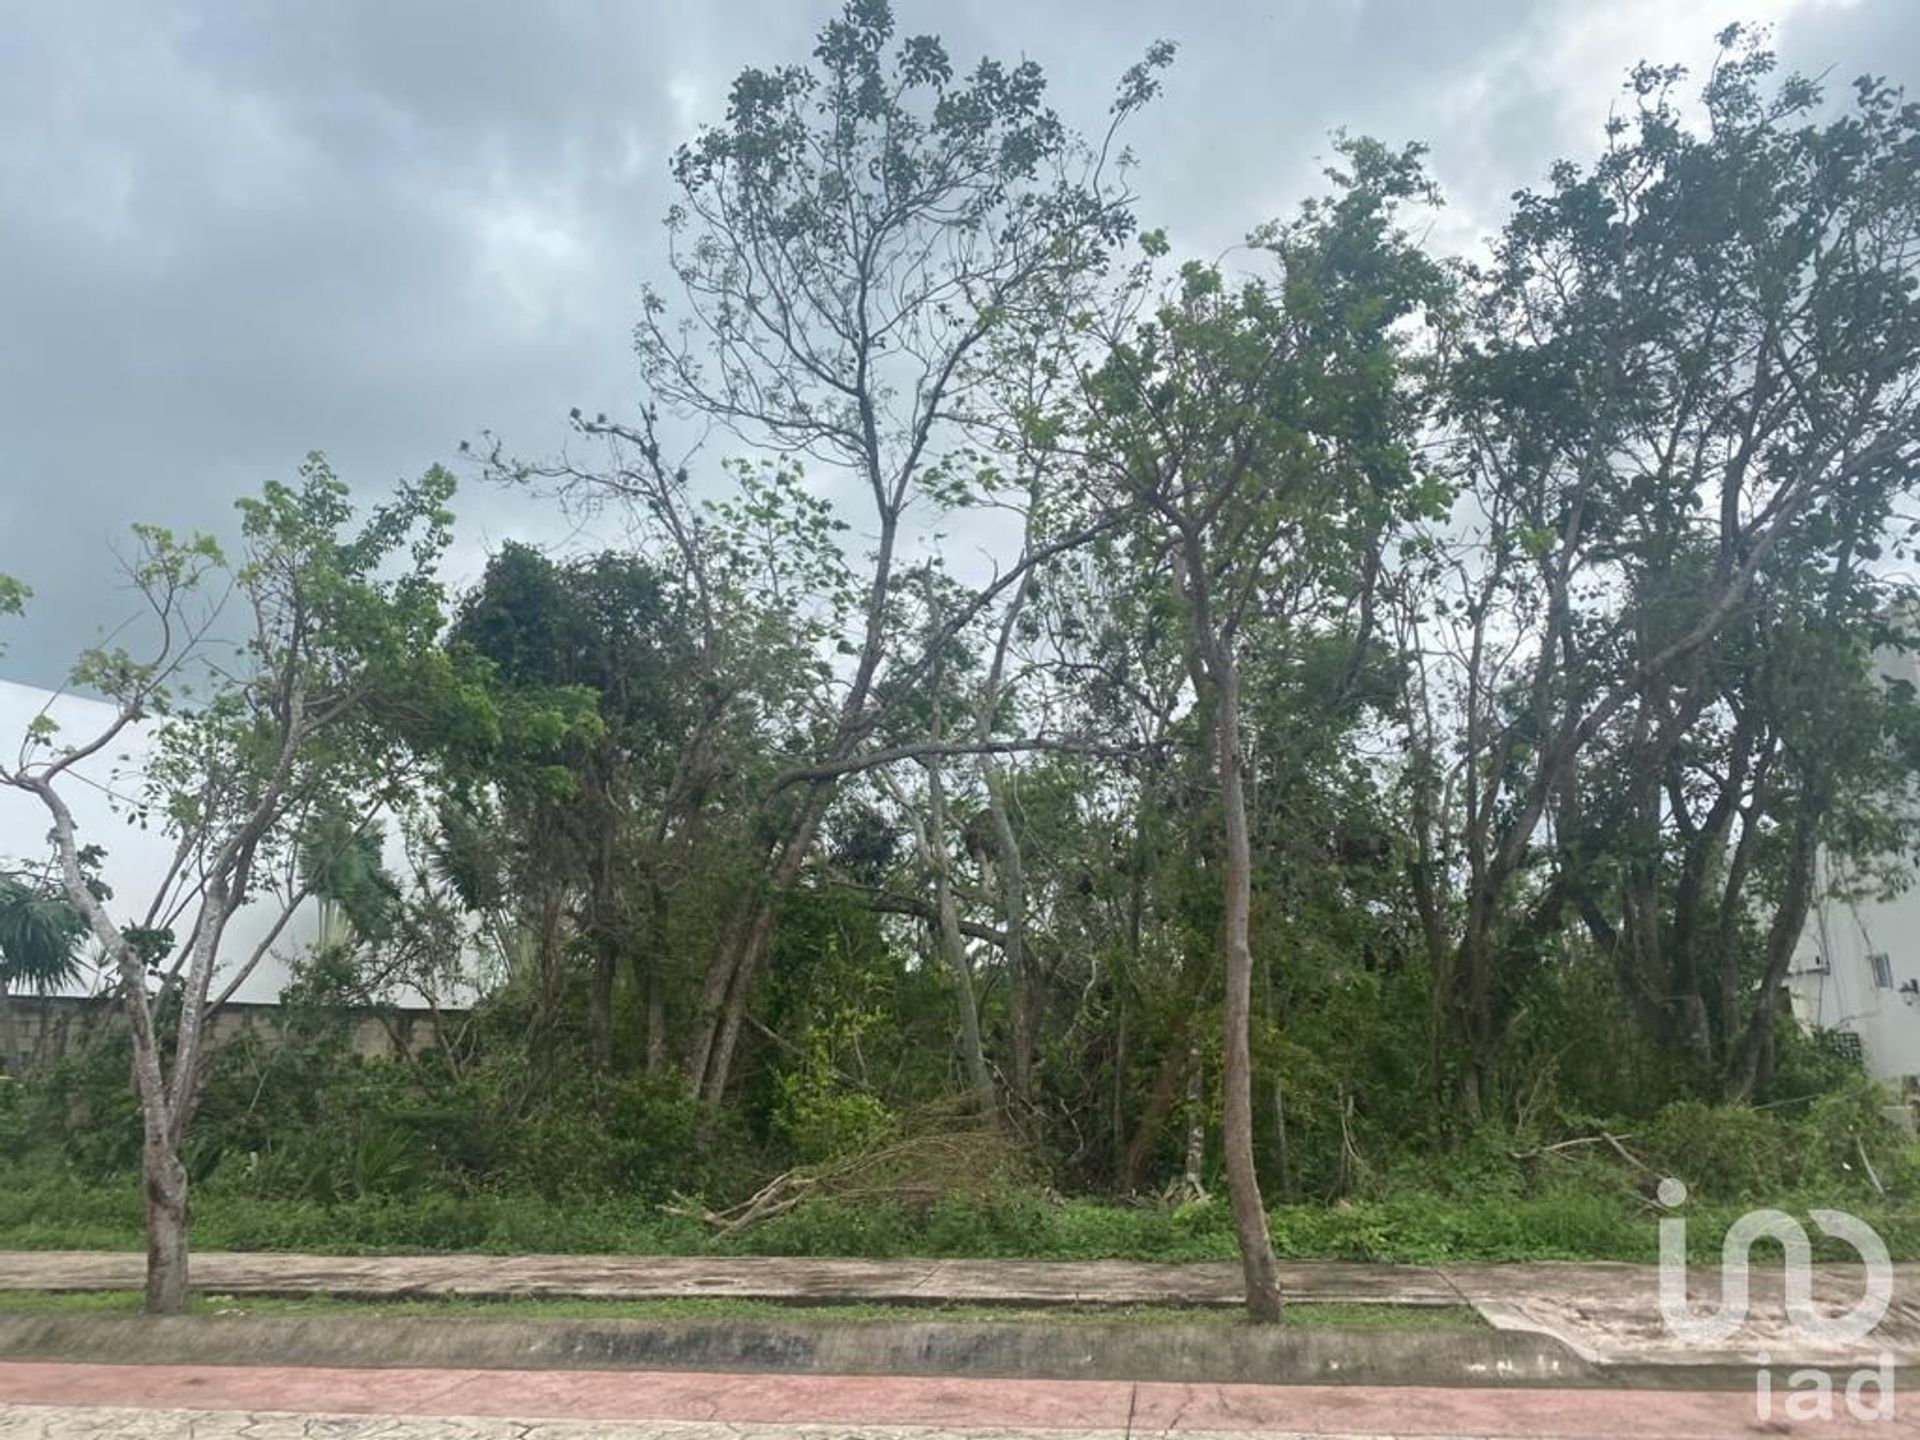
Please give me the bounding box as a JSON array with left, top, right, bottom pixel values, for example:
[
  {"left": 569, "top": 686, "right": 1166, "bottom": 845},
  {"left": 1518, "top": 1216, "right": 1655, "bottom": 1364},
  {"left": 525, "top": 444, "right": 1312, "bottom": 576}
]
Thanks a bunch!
[
  {"left": 0, "top": 1077, "right": 24, "bottom": 1160},
  {"left": 1641, "top": 1100, "right": 1802, "bottom": 1200},
  {"left": 605, "top": 1072, "right": 711, "bottom": 1199}
]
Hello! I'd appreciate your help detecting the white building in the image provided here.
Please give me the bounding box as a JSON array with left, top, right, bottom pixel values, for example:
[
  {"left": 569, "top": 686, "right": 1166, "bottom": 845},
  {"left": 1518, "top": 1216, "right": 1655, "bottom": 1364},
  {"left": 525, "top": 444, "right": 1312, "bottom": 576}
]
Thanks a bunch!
[
  {"left": 1789, "top": 853, "right": 1920, "bottom": 1086},
  {"left": 0, "top": 678, "right": 319, "bottom": 1003},
  {"left": 1787, "top": 642, "right": 1920, "bottom": 1087}
]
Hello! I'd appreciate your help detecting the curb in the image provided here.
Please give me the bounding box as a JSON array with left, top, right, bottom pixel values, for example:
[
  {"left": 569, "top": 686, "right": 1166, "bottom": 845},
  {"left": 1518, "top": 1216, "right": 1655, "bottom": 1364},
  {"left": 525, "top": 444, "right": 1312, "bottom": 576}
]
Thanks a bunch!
[{"left": 0, "top": 1312, "right": 1601, "bottom": 1388}]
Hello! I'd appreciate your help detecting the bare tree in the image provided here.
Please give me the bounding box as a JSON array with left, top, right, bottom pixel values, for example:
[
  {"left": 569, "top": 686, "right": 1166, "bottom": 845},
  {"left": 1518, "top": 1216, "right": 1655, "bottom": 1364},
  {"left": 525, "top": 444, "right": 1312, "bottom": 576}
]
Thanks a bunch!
[{"left": 607, "top": 2, "right": 1170, "bottom": 1106}]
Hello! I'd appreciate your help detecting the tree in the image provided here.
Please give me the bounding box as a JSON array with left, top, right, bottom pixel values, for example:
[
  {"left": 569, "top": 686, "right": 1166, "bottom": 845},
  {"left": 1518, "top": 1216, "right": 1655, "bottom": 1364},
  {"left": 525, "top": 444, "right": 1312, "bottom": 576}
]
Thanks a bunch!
[
  {"left": 1422, "top": 31, "right": 1920, "bottom": 1115},
  {"left": 1083, "top": 142, "right": 1445, "bottom": 1318},
  {"left": 0, "top": 458, "right": 482, "bottom": 1313},
  {"left": 454, "top": 542, "right": 694, "bottom": 1077},
  {"left": 0, "top": 862, "right": 88, "bottom": 1075},
  {"left": 527, "top": 0, "right": 1172, "bottom": 1109},
  {"left": 0, "top": 867, "right": 86, "bottom": 996}
]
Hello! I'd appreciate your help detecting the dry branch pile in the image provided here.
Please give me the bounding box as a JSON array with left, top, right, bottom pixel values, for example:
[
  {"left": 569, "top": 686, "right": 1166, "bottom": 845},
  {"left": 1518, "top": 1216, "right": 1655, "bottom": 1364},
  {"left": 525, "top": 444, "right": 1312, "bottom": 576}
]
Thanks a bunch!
[{"left": 665, "top": 1127, "right": 1032, "bottom": 1240}]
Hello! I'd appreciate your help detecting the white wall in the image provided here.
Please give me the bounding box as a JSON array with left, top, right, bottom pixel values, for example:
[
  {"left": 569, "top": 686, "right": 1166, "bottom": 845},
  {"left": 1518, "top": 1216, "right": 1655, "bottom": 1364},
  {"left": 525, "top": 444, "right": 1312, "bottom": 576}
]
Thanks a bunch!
[
  {"left": 1789, "top": 852, "right": 1920, "bottom": 1082},
  {"left": 1787, "top": 641, "right": 1920, "bottom": 1084}
]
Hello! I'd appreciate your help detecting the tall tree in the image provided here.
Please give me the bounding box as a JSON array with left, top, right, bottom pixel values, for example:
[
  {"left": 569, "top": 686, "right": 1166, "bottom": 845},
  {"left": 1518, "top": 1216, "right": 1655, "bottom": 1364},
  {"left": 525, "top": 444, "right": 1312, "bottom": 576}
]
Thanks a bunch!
[
  {"left": 1084, "top": 143, "right": 1445, "bottom": 1318},
  {"left": 574, "top": 0, "right": 1170, "bottom": 1107},
  {"left": 454, "top": 543, "right": 695, "bottom": 1076},
  {"left": 1424, "top": 31, "right": 1920, "bottom": 1115}
]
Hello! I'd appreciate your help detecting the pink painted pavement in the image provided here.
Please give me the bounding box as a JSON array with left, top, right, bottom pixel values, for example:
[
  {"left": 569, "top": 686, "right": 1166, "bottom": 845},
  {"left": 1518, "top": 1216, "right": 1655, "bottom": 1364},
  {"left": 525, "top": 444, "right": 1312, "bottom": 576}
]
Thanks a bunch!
[{"left": 1, "top": 1362, "right": 1916, "bottom": 1437}]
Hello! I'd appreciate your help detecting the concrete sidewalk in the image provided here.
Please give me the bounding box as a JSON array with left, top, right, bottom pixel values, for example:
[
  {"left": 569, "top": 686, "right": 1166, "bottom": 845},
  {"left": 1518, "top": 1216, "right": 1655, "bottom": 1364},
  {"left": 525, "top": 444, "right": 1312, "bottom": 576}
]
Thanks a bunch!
[{"left": 3, "top": 1251, "right": 1919, "bottom": 1376}]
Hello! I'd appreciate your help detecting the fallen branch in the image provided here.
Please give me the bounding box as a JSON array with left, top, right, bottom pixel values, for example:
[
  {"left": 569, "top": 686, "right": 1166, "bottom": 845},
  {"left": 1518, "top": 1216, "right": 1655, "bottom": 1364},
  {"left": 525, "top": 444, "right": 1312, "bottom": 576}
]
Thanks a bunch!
[
  {"left": 663, "top": 1127, "right": 1030, "bottom": 1238},
  {"left": 1510, "top": 1131, "right": 1644, "bottom": 1164}
]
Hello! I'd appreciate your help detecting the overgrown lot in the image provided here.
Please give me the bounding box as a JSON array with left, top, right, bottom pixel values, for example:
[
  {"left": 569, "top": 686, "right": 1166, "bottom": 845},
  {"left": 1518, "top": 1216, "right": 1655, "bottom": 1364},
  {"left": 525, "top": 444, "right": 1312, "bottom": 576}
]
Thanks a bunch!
[{"left": 6, "top": 1018, "right": 1915, "bottom": 1264}]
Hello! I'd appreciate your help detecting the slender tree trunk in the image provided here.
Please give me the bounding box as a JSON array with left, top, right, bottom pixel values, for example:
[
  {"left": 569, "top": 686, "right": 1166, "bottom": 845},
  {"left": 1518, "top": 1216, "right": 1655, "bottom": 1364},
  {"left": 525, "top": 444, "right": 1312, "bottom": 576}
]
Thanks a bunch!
[
  {"left": 1715, "top": 807, "right": 1764, "bottom": 1053},
  {"left": 1209, "top": 651, "right": 1283, "bottom": 1322},
  {"left": 982, "top": 761, "right": 1033, "bottom": 1103},
  {"left": 688, "top": 790, "right": 830, "bottom": 1100},
  {"left": 532, "top": 884, "right": 564, "bottom": 1087},
  {"left": 639, "top": 875, "right": 669, "bottom": 1076},
  {"left": 1124, "top": 1037, "right": 1189, "bottom": 1193},
  {"left": 1726, "top": 782, "right": 1825, "bottom": 1102},
  {"left": 1448, "top": 915, "right": 1497, "bottom": 1123},
  {"left": 646, "top": 973, "right": 667, "bottom": 1077},
  {"left": 927, "top": 766, "right": 994, "bottom": 1114},
  {"left": 1181, "top": 1042, "right": 1206, "bottom": 1197},
  {"left": 686, "top": 901, "right": 754, "bottom": 1089},
  {"left": 1260, "top": 942, "right": 1293, "bottom": 1203},
  {"left": 1121, "top": 953, "right": 1212, "bottom": 1191},
  {"left": 974, "top": 572, "right": 1034, "bottom": 1104},
  {"left": 1272, "top": 1072, "right": 1294, "bottom": 1203},
  {"left": 702, "top": 909, "right": 770, "bottom": 1110},
  {"left": 587, "top": 820, "right": 618, "bottom": 1076},
  {"left": 589, "top": 936, "right": 616, "bottom": 1077},
  {"left": 142, "top": 1133, "right": 189, "bottom": 1315},
  {"left": 1110, "top": 995, "right": 1128, "bottom": 1187}
]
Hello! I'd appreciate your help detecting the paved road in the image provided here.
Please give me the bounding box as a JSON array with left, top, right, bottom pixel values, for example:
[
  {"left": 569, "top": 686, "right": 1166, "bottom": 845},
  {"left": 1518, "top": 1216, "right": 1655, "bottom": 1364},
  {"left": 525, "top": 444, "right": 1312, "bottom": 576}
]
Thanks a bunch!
[{"left": 0, "top": 1362, "right": 1909, "bottom": 1438}]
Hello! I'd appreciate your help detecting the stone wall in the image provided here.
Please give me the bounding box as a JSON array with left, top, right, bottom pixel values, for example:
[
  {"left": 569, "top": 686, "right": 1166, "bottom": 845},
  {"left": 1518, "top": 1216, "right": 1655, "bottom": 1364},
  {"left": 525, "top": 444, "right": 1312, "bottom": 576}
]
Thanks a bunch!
[{"left": 0, "top": 993, "right": 462, "bottom": 1076}]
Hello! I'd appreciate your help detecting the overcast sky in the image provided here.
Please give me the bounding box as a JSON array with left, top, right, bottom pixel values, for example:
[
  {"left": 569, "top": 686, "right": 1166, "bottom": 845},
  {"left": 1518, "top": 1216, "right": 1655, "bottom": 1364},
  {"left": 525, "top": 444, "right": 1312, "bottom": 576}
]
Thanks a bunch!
[{"left": 2, "top": 0, "right": 1914, "bottom": 692}]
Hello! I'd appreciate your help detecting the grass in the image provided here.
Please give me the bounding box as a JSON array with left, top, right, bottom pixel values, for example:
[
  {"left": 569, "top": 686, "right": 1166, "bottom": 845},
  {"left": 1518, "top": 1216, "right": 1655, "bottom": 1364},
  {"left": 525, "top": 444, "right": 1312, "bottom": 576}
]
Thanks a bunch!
[
  {"left": 4, "top": 1175, "right": 1918, "bottom": 1263},
  {"left": 0, "top": 1289, "right": 1483, "bottom": 1330}
]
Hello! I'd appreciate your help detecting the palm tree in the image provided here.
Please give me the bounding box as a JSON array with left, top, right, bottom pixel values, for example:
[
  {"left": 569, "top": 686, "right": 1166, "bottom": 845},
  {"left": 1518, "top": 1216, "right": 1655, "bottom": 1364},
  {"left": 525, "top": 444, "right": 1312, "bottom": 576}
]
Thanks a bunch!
[{"left": 0, "top": 869, "right": 86, "bottom": 1073}]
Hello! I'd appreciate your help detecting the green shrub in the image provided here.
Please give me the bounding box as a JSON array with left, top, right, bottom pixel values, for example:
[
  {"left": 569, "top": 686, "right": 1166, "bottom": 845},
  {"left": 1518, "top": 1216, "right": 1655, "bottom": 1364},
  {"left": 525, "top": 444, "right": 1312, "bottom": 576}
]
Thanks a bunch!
[
  {"left": 0, "top": 1078, "right": 24, "bottom": 1161},
  {"left": 605, "top": 1072, "right": 710, "bottom": 1199},
  {"left": 1641, "top": 1101, "right": 1800, "bottom": 1199}
]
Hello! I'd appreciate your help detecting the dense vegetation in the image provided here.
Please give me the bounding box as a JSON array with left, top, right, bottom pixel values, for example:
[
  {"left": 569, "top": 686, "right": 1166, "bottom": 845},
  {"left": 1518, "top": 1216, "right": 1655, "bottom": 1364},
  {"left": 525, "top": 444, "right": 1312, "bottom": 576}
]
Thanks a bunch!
[{"left": 5, "top": 8, "right": 1920, "bottom": 1314}]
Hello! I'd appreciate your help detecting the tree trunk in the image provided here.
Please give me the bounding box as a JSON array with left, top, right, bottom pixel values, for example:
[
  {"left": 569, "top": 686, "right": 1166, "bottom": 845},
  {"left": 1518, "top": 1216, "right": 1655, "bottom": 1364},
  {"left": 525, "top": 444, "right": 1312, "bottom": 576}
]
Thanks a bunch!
[
  {"left": 975, "top": 570, "right": 1035, "bottom": 1104},
  {"left": 702, "top": 912, "right": 769, "bottom": 1110},
  {"left": 1110, "top": 995, "right": 1128, "bottom": 1186},
  {"left": 982, "top": 760, "right": 1033, "bottom": 1103},
  {"left": 686, "top": 900, "right": 756, "bottom": 1090},
  {"left": 1448, "top": 902, "right": 1498, "bottom": 1123},
  {"left": 1181, "top": 1042, "right": 1206, "bottom": 1197},
  {"left": 1725, "top": 782, "right": 1825, "bottom": 1102},
  {"left": 927, "top": 765, "right": 994, "bottom": 1115},
  {"left": 1121, "top": 949, "right": 1213, "bottom": 1191},
  {"left": 645, "top": 971, "right": 667, "bottom": 1077},
  {"left": 587, "top": 819, "right": 619, "bottom": 1076},
  {"left": 1123, "top": 1037, "right": 1188, "bottom": 1193},
  {"left": 688, "top": 789, "right": 830, "bottom": 1101},
  {"left": 1272, "top": 1071, "right": 1294, "bottom": 1203},
  {"left": 589, "top": 936, "right": 616, "bottom": 1077},
  {"left": 1210, "top": 652, "right": 1283, "bottom": 1322},
  {"left": 142, "top": 1133, "right": 189, "bottom": 1315}
]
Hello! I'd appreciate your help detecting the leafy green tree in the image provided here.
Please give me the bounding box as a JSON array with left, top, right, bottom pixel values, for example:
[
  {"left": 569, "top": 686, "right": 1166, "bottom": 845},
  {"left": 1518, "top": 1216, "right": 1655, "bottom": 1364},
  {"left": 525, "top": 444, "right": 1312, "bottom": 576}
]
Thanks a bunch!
[
  {"left": 545, "top": 1, "right": 1172, "bottom": 1110},
  {"left": 0, "top": 864, "right": 88, "bottom": 1078},
  {"left": 0, "top": 457, "right": 485, "bottom": 1313},
  {"left": 1083, "top": 142, "right": 1445, "bottom": 1317},
  {"left": 454, "top": 542, "right": 694, "bottom": 1076},
  {"left": 0, "top": 868, "right": 86, "bottom": 997},
  {"left": 1423, "top": 31, "right": 1920, "bottom": 1116}
]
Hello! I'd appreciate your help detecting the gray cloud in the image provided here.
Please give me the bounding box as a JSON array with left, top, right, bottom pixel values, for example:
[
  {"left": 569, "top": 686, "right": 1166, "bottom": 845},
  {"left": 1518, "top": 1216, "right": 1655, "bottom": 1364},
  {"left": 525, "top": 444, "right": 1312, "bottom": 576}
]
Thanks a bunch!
[{"left": 2, "top": 0, "right": 1912, "bottom": 687}]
